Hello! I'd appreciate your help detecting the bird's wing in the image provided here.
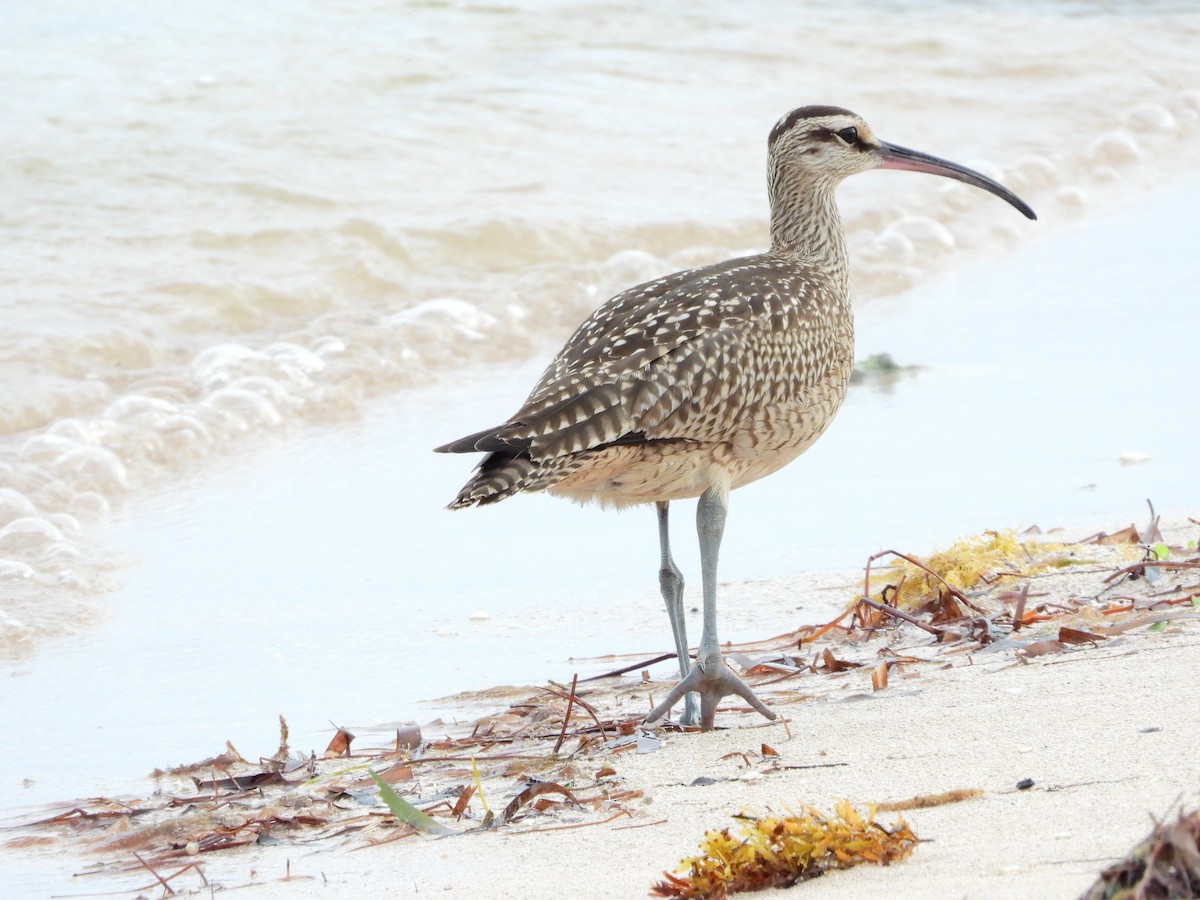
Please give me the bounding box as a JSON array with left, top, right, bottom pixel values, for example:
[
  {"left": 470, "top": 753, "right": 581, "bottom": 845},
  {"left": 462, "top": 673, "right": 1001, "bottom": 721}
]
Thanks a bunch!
[{"left": 474, "top": 254, "right": 845, "bottom": 461}]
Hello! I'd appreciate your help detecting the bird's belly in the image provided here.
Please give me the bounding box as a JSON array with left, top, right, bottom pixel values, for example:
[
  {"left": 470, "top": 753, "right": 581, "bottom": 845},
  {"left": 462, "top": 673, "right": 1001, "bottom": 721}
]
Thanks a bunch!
[{"left": 546, "top": 375, "right": 849, "bottom": 508}]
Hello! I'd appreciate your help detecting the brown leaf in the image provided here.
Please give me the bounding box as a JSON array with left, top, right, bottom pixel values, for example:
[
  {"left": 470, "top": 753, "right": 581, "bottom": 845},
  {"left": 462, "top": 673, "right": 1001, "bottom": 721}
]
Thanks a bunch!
[
  {"left": 501, "top": 780, "right": 580, "bottom": 824},
  {"left": 820, "top": 648, "right": 862, "bottom": 673},
  {"left": 927, "top": 593, "right": 965, "bottom": 625},
  {"left": 1019, "top": 639, "right": 1066, "bottom": 657},
  {"left": 395, "top": 724, "right": 422, "bottom": 751},
  {"left": 596, "top": 767, "right": 617, "bottom": 779},
  {"left": 871, "top": 661, "right": 889, "bottom": 691},
  {"left": 1058, "top": 627, "right": 1106, "bottom": 645},
  {"left": 324, "top": 727, "right": 354, "bottom": 758},
  {"left": 1089, "top": 525, "right": 1140, "bottom": 544},
  {"left": 452, "top": 784, "right": 475, "bottom": 819},
  {"left": 374, "top": 763, "right": 413, "bottom": 785},
  {"left": 761, "top": 744, "right": 779, "bottom": 758}
]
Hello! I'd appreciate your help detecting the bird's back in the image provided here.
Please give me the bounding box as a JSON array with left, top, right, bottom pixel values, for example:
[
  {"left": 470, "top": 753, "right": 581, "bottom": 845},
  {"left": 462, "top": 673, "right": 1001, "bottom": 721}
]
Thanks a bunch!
[{"left": 437, "top": 250, "right": 854, "bottom": 508}]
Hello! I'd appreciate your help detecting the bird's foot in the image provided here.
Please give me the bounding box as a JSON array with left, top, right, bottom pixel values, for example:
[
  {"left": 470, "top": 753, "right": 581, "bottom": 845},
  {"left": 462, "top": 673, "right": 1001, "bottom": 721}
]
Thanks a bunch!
[
  {"left": 661, "top": 692, "right": 699, "bottom": 728},
  {"left": 644, "top": 656, "right": 776, "bottom": 731}
]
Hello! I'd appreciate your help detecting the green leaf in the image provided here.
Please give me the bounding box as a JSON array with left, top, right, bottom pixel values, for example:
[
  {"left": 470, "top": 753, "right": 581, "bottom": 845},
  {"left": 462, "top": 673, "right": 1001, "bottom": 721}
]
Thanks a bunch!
[
  {"left": 1147, "top": 620, "right": 1168, "bottom": 632},
  {"left": 1153, "top": 543, "right": 1170, "bottom": 561},
  {"left": 368, "top": 769, "right": 456, "bottom": 836},
  {"left": 1191, "top": 596, "right": 1199, "bottom": 607}
]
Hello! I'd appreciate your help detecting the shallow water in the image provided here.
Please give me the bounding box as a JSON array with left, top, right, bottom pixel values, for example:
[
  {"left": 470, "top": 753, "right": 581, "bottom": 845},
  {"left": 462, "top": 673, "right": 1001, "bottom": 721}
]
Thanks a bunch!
[
  {"left": 2, "top": 1, "right": 1198, "bottom": 649},
  {"left": 3, "top": 1, "right": 1200, "bottom": 893}
]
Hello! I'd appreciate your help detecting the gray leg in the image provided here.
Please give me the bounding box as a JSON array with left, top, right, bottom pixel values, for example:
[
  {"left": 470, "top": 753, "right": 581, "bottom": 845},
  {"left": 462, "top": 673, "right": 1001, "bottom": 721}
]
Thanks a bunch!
[
  {"left": 656, "top": 501, "right": 698, "bottom": 726},
  {"left": 645, "top": 488, "right": 776, "bottom": 731}
]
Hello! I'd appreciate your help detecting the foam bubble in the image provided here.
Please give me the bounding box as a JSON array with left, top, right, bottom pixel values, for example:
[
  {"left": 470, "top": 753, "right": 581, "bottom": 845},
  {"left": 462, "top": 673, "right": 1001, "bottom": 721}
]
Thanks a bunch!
[
  {"left": 45, "top": 512, "right": 83, "bottom": 538},
  {"left": 1088, "top": 131, "right": 1141, "bottom": 167},
  {"left": 0, "top": 560, "right": 35, "bottom": 580},
  {"left": 0, "top": 516, "right": 66, "bottom": 550},
  {"left": 52, "top": 445, "right": 130, "bottom": 492},
  {"left": 263, "top": 342, "right": 327, "bottom": 375},
  {"left": 386, "top": 298, "right": 500, "bottom": 342},
  {"left": 1009, "top": 155, "right": 1058, "bottom": 191},
  {"left": 40, "top": 541, "right": 84, "bottom": 562},
  {"left": 1124, "top": 103, "right": 1176, "bottom": 133},
  {"left": 203, "top": 387, "right": 284, "bottom": 428},
  {"left": 0, "top": 488, "right": 37, "bottom": 526},
  {"left": 20, "top": 433, "right": 80, "bottom": 463},
  {"left": 1056, "top": 187, "right": 1087, "bottom": 212},
  {"left": 890, "top": 216, "right": 955, "bottom": 251},
  {"left": 104, "top": 395, "right": 179, "bottom": 421},
  {"left": 68, "top": 492, "right": 111, "bottom": 522}
]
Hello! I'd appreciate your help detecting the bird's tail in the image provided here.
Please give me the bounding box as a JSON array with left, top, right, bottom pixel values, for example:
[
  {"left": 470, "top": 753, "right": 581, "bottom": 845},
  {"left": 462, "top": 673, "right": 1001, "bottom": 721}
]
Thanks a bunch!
[
  {"left": 442, "top": 448, "right": 582, "bottom": 510},
  {"left": 446, "top": 451, "right": 535, "bottom": 509}
]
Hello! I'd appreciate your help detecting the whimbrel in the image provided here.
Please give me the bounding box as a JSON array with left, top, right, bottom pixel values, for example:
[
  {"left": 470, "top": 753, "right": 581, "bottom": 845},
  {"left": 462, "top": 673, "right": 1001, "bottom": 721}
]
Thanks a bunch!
[{"left": 436, "top": 106, "right": 1036, "bottom": 730}]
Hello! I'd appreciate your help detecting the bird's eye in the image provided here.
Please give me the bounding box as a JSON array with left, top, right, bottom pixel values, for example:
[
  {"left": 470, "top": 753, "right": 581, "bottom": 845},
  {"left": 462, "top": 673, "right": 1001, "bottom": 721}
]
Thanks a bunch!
[{"left": 836, "top": 126, "right": 859, "bottom": 145}]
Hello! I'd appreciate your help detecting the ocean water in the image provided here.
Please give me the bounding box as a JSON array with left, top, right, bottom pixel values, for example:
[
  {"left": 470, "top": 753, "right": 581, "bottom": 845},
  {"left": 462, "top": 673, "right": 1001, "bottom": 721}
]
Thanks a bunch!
[{"left": 2, "top": 0, "right": 1200, "bottom": 891}]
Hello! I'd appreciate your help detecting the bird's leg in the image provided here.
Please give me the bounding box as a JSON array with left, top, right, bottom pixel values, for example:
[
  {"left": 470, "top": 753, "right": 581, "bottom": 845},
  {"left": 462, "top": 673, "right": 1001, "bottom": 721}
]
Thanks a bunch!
[
  {"left": 645, "top": 488, "right": 776, "bottom": 731},
  {"left": 655, "top": 501, "right": 698, "bottom": 726}
]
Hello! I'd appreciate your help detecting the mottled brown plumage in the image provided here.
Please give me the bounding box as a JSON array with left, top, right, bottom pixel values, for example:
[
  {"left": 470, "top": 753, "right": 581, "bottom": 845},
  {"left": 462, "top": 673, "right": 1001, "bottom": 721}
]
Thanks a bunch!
[
  {"left": 439, "top": 255, "right": 851, "bottom": 508},
  {"left": 436, "top": 106, "right": 1035, "bottom": 729}
]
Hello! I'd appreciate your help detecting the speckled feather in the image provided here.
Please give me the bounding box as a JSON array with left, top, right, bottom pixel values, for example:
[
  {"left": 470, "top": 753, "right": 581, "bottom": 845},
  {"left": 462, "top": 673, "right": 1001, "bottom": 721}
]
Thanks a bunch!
[{"left": 438, "top": 251, "right": 854, "bottom": 508}]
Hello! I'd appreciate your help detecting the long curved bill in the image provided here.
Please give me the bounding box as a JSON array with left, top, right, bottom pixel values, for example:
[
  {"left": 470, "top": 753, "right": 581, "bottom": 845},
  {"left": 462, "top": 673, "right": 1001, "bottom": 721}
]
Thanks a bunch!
[{"left": 877, "top": 141, "right": 1037, "bottom": 220}]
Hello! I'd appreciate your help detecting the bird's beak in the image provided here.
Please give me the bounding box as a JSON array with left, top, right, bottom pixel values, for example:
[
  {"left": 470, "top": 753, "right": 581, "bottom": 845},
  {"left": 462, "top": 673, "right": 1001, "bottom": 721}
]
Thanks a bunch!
[{"left": 876, "top": 141, "right": 1037, "bottom": 220}]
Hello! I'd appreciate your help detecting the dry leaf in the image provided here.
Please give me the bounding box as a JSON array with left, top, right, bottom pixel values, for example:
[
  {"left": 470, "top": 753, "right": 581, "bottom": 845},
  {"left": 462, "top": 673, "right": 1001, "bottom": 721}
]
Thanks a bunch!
[
  {"left": 1058, "top": 627, "right": 1106, "bottom": 645},
  {"left": 871, "top": 662, "right": 890, "bottom": 691},
  {"left": 324, "top": 727, "right": 354, "bottom": 759},
  {"left": 1019, "top": 639, "right": 1066, "bottom": 657},
  {"left": 501, "top": 781, "right": 580, "bottom": 824}
]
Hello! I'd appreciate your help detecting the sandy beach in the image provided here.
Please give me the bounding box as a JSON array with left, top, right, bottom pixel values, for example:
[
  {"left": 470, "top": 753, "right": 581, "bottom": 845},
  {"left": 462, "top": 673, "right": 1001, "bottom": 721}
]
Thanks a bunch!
[{"left": 10, "top": 515, "right": 1199, "bottom": 898}]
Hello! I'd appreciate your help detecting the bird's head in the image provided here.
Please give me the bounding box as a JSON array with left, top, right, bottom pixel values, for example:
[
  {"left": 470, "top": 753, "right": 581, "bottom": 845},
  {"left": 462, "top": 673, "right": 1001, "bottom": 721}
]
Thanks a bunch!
[{"left": 768, "top": 105, "right": 1036, "bottom": 220}]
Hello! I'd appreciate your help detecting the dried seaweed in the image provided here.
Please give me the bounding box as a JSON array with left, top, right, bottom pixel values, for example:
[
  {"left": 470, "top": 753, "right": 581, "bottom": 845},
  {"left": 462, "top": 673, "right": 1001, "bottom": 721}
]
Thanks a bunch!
[
  {"left": 652, "top": 801, "right": 918, "bottom": 898},
  {"left": 1082, "top": 805, "right": 1200, "bottom": 899},
  {"left": 870, "top": 529, "right": 1065, "bottom": 612},
  {"left": 877, "top": 788, "right": 983, "bottom": 812}
]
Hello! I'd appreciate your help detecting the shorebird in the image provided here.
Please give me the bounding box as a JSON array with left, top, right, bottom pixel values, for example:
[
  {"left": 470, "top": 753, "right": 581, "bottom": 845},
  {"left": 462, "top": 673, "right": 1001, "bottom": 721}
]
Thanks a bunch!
[{"left": 436, "top": 105, "right": 1036, "bottom": 730}]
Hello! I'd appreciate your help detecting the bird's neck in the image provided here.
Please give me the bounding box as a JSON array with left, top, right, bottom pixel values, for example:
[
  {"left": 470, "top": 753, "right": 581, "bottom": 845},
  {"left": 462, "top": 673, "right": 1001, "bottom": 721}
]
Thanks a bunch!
[{"left": 767, "top": 169, "right": 849, "bottom": 289}]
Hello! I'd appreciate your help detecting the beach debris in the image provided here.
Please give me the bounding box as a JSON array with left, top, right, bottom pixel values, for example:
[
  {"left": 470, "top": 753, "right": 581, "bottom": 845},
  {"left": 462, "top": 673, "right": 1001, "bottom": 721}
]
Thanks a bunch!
[
  {"left": 324, "top": 725, "right": 355, "bottom": 758},
  {"left": 876, "top": 788, "right": 983, "bottom": 812},
  {"left": 863, "top": 530, "right": 1063, "bottom": 614},
  {"left": 395, "top": 722, "right": 422, "bottom": 750},
  {"left": 1118, "top": 451, "right": 1152, "bottom": 466},
  {"left": 369, "top": 769, "right": 455, "bottom": 836},
  {"left": 1081, "top": 805, "right": 1200, "bottom": 899},
  {"left": 500, "top": 779, "right": 581, "bottom": 824},
  {"left": 848, "top": 352, "right": 920, "bottom": 386},
  {"left": 651, "top": 801, "right": 918, "bottom": 898},
  {"left": 193, "top": 770, "right": 287, "bottom": 792}
]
